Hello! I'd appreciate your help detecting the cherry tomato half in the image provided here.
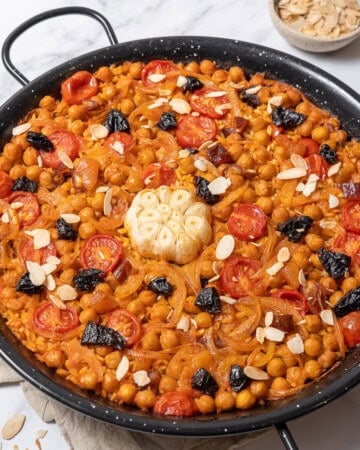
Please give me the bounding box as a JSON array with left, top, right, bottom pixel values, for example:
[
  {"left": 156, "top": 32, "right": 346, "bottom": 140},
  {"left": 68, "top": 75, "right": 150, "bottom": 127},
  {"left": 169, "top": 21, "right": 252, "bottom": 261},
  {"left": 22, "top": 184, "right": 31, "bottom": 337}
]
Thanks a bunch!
[
  {"left": 61, "top": 70, "right": 99, "bottom": 105},
  {"left": 80, "top": 234, "right": 124, "bottom": 274},
  {"left": 299, "top": 138, "right": 319, "bottom": 156},
  {"left": 0, "top": 170, "right": 13, "bottom": 198},
  {"left": 220, "top": 255, "right": 266, "bottom": 299},
  {"left": 40, "top": 131, "right": 80, "bottom": 170},
  {"left": 153, "top": 391, "right": 198, "bottom": 416},
  {"left": 339, "top": 311, "right": 360, "bottom": 348},
  {"left": 342, "top": 202, "right": 360, "bottom": 235},
  {"left": 190, "top": 87, "right": 229, "bottom": 119},
  {"left": 141, "top": 163, "right": 176, "bottom": 188},
  {"left": 18, "top": 234, "right": 57, "bottom": 266},
  {"left": 305, "top": 154, "right": 330, "bottom": 180},
  {"left": 176, "top": 114, "right": 217, "bottom": 149},
  {"left": 34, "top": 301, "right": 79, "bottom": 334},
  {"left": 106, "top": 309, "right": 142, "bottom": 346},
  {"left": 141, "top": 60, "right": 178, "bottom": 87},
  {"left": 105, "top": 132, "right": 134, "bottom": 156},
  {"left": 8, "top": 192, "right": 40, "bottom": 228},
  {"left": 333, "top": 232, "right": 360, "bottom": 265},
  {"left": 272, "top": 289, "right": 309, "bottom": 315},
  {"left": 227, "top": 204, "right": 267, "bottom": 241}
]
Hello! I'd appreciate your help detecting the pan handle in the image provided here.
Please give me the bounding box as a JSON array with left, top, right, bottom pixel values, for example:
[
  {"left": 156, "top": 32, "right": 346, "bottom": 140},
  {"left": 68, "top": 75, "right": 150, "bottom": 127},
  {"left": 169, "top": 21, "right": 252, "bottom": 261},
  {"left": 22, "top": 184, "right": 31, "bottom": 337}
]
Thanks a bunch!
[
  {"left": 1, "top": 6, "right": 118, "bottom": 86},
  {"left": 275, "top": 422, "right": 299, "bottom": 450}
]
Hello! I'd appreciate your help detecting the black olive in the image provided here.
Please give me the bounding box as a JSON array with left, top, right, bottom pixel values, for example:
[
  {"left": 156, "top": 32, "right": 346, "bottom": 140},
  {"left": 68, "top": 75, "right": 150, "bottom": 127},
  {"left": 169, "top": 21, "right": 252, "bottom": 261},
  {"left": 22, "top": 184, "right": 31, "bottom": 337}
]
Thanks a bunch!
[
  {"left": 56, "top": 218, "right": 78, "bottom": 241},
  {"left": 333, "top": 287, "right": 360, "bottom": 318},
  {"left": 206, "top": 144, "right": 234, "bottom": 167},
  {"left": 11, "top": 176, "right": 38, "bottom": 193},
  {"left": 157, "top": 112, "right": 177, "bottom": 131},
  {"left": 182, "top": 76, "right": 204, "bottom": 93},
  {"left": 229, "top": 365, "right": 249, "bottom": 392},
  {"left": 73, "top": 268, "right": 105, "bottom": 292},
  {"left": 15, "top": 272, "right": 43, "bottom": 295},
  {"left": 81, "top": 321, "right": 126, "bottom": 350},
  {"left": 271, "top": 106, "right": 307, "bottom": 129},
  {"left": 319, "top": 144, "right": 338, "bottom": 164},
  {"left": 195, "top": 287, "right": 221, "bottom": 314},
  {"left": 26, "top": 131, "right": 53, "bottom": 152},
  {"left": 240, "top": 90, "right": 260, "bottom": 108},
  {"left": 200, "top": 277, "right": 209, "bottom": 288},
  {"left": 104, "top": 109, "right": 130, "bottom": 133},
  {"left": 148, "top": 277, "right": 174, "bottom": 297},
  {"left": 194, "top": 176, "right": 220, "bottom": 205},
  {"left": 191, "top": 368, "right": 219, "bottom": 395},
  {"left": 277, "top": 215, "right": 313, "bottom": 243},
  {"left": 318, "top": 247, "right": 350, "bottom": 279}
]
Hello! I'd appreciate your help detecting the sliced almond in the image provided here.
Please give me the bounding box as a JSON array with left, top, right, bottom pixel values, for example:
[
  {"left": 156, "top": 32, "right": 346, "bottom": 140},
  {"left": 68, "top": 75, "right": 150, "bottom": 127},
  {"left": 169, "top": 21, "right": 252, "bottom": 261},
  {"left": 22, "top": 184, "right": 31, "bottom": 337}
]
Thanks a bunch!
[
  {"left": 1, "top": 212, "right": 10, "bottom": 223},
  {"left": 10, "top": 201, "right": 24, "bottom": 209},
  {"left": 245, "top": 85, "right": 262, "bottom": 94},
  {"left": 158, "top": 89, "right": 172, "bottom": 96},
  {"left": 45, "top": 274, "right": 56, "bottom": 291},
  {"left": 198, "top": 140, "right": 215, "bottom": 153},
  {"left": 214, "top": 103, "right": 231, "bottom": 115},
  {"left": 243, "top": 366, "right": 270, "bottom": 381},
  {"left": 277, "top": 167, "right": 307, "bottom": 180},
  {"left": 133, "top": 370, "right": 151, "bottom": 387},
  {"left": 46, "top": 255, "right": 61, "bottom": 265},
  {"left": 208, "top": 274, "right": 220, "bottom": 283},
  {"left": 57, "top": 284, "right": 77, "bottom": 301},
  {"left": 298, "top": 269, "right": 307, "bottom": 286},
  {"left": 328, "top": 194, "right": 340, "bottom": 209},
  {"left": 169, "top": 98, "right": 191, "bottom": 114},
  {"left": 37, "top": 155, "right": 43, "bottom": 168},
  {"left": 96, "top": 186, "right": 110, "bottom": 193},
  {"left": 41, "top": 263, "right": 57, "bottom": 276},
  {"left": 277, "top": 246, "right": 291, "bottom": 263},
  {"left": 207, "top": 176, "right": 231, "bottom": 195},
  {"left": 26, "top": 261, "right": 45, "bottom": 286},
  {"left": 116, "top": 356, "right": 130, "bottom": 381},
  {"left": 290, "top": 154, "right": 308, "bottom": 170},
  {"left": 190, "top": 318, "right": 198, "bottom": 329},
  {"left": 36, "top": 429, "right": 48, "bottom": 439},
  {"left": 296, "top": 182, "right": 306, "bottom": 192},
  {"left": 205, "top": 90, "right": 227, "bottom": 98},
  {"left": 327, "top": 162, "right": 342, "bottom": 177},
  {"left": 176, "top": 75, "right": 187, "bottom": 87},
  {"left": 269, "top": 95, "right": 283, "bottom": 106},
  {"left": 60, "top": 213, "right": 81, "bottom": 224},
  {"left": 178, "top": 149, "right": 190, "bottom": 159},
  {"left": 148, "top": 73, "right": 166, "bottom": 83},
  {"left": 90, "top": 123, "right": 109, "bottom": 140},
  {"left": 320, "top": 309, "right": 334, "bottom": 326},
  {"left": 302, "top": 174, "right": 319, "bottom": 197},
  {"left": 1, "top": 413, "right": 26, "bottom": 440},
  {"left": 103, "top": 188, "right": 113, "bottom": 216},
  {"left": 264, "top": 326, "right": 285, "bottom": 342},
  {"left": 194, "top": 159, "right": 207, "bottom": 172},
  {"left": 12, "top": 122, "right": 31, "bottom": 136},
  {"left": 265, "top": 311, "right": 274, "bottom": 327},
  {"left": 266, "top": 261, "right": 284, "bottom": 276},
  {"left": 34, "top": 229, "right": 51, "bottom": 250},
  {"left": 215, "top": 234, "right": 235, "bottom": 260},
  {"left": 256, "top": 326, "right": 265, "bottom": 344},
  {"left": 176, "top": 314, "right": 190, "bottom": 331},
  {"left": 220, "top": 295, "right": 237, "bottom": 305},
  {"left": 58, "top": 151, "right": 74, "bottom": 169},
  {"left": 49, "top": 294, "right": 67, "bottom": 310},
  {"left": 319, "top": 218, "right": 337, "bottom": 229},
  {"left": 287, "top": 333, "right": 304, "bottom": 354}
]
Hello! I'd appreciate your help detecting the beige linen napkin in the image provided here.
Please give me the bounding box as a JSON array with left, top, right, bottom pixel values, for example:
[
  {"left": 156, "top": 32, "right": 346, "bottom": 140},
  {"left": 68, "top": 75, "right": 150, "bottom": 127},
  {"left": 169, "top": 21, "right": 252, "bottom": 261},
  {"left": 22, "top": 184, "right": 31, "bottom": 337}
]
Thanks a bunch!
[{"left": 0, "top": 358, "right": 267, "bottom": 450}]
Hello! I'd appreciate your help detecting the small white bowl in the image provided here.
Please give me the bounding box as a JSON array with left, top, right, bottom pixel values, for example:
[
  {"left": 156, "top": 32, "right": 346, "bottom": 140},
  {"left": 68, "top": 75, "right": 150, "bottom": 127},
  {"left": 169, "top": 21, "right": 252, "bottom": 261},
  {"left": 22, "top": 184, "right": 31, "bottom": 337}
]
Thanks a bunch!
[{"left": 268, "top": 0, "right": 360, "bottom": 52}]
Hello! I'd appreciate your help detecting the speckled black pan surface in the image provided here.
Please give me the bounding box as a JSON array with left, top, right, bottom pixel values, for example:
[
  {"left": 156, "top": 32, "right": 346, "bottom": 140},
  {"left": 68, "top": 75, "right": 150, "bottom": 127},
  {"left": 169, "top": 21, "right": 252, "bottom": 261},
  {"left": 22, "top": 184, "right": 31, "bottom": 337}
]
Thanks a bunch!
[{"left": 1, "top": 36, "right": 360, "bottom": 437}]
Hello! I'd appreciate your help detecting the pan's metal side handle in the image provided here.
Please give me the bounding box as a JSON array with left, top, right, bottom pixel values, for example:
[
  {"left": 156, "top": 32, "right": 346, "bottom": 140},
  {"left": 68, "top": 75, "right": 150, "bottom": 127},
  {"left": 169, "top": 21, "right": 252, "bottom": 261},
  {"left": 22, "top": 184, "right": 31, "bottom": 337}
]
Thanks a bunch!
[
  {"left": 1, "top": 6, "right": 118, "bottom": 86},
  {"left": 275, "top": 423, "right": 299, "bottom": 450}
]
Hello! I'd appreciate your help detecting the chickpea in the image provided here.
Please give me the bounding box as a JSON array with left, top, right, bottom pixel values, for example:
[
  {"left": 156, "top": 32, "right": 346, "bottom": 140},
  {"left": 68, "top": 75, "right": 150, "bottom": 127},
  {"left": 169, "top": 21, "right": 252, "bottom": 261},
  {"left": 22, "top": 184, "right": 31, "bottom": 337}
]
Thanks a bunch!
[
  {"left": 39, "top": 171, "right": 53, "bottom": 189},
  {"left": 292, "top": 246, "right": 312, "bottom": 270},
  {"left": 212, "top": 69, "right": 228, "bottom": 84},
  {"left": 252, "top": 146, "right": 269, "bottom": 163},
  {"left": 286, "top": 87, "right": 302, "bottom": 106},
  {"left": 311, "top": 126, "right": 330, "bottom": 143},
  {"left": 79, "top": 206, "right": 96, "bottom": 222},
  {"left": 330, "top": 129, "right": 347, "bottom": 143},
  {"left": 286, "top": 366, "right": 305, "bottom": 387},
  {"left": 254, "top": 180, "right": 271, "bottom": 197},
  {"left": 296, "top": 119, "right": 313, "bottom": 137},
  {"left": 235, "top": 389, "right": 257, "bottom": 410},
  {"left": 271, "top": 206, "right": 289, "bottom": 224},
  {"left": 214, "top": 391, "right": 235, "bottom": 411},
  {"left": 138, "top": 148, "right": 156, "bottom": 165},
  {"left": 304, "top": 337, "right": 323, "bottom": 357},
  {"left": 78, "top": 222, "right": 97, "bottom": 240},
  {"left": 195, "top": 312, "right": 213, "bottom": 328},
  {"left": 322, "top": 332, "right": 339, "bottom": 351},
  {"left": 125, "top": 171, "right": 143, "bottom": 193},
  {"left": 59, "top": 269, "right": 75, "bottom": 284},
  {"left": 241, "top": 187, "right": 257, "bottom": 203},
  {"left": 79, "top": 309, "right": 98, "bottom": 324},
  {"left": 70, "top": 120, "right": 86, "bottom": 135},
  {"left": 3, "top": 142, "right": 22, "bottom": 162},
  {"left": 178, "top": 156, "right": 196, "bottom": 175},
  {"left": 329, "top": 290, "right": 344, "bottom": 306},
  {"left": 249, "top": 117, "right": 267, "bottom": 131},
  {"left": 138, "top": 290, "right": 157, "bottom": 306},
  {"left": 309, "top": 253, "right": 323, "bottom": 270},
  {"left": 160, "top": 329, "right": 179, "bottom": 350},
  {"left": 271, "top": 377, "right": 291, "bottom": 392},
  {"left": 334, "top": 161, "right": 355, "bottom": 184},
  {"left": 305, "top": 315, "right": 322, "bottom": 333},
  {"left": 253, "top": 130, "right": 270, "bottom": 146},
  {"left": 9, "top": 164, "right": 26, "bottom": 179},
  {"left": 134, "top": 389, "right": 156, "bottom": 410},
  {"left": 158, "top": 375, "right": 178, "bottom": 394},
  {"left": 102, "top": 84, "right": 118, "bottom": 101},
  {"left": 341, "top": 277, "right": 358, "bottom": 293},
  {"left": 23, "top": 147, "right": 38, "bottom": 166},
  {"left": 95, "top": 66, "right": 112, "bottom": 81},
  {"left": 118, "top": 383, "right": 137, "bottom": 404},
  {"left": 249, "top": 381, "right": 268, "bottom": 398},
  {"left": 184, "top": 295, "right": 201, "bottom": 314},
  {"left": 127, "top": 299, "right": 145, "bottom": 316},
  {"left": 89, "top": 192, "right": 105, "bottom": 212},
  {"left": 200, "top": 59, "right": 215, "bottom": 75},
  {"left": 141, "top": 331, "right": 161, "bottom": 351},
  {"left": 195, "top": 394, "right": 216, "bottom": 414},
  {"left": 305, "top": 234, "right": 323, "bottom": 252},
  {"left": 237, "top": 153, "right": 254, "bottom": 170},
  {"left": 266, "top": 357, "right": 287, "bottom": 378},
  {"left": 119, "top": 98, "right": 135, "bottom": 115},
  {"left": 103, "top": 371, "right": 119, "bottom": 392},
  {"left": 303, "top": 204, "right": 323, "bottom": 220},
  {"left": 104, "top": 351, "right": 122, "bottom": 369},
  {"left": 257, "top": 87, "right": 270, "bottom": 104},
  {"left": 68, "top": 104, "right": 85, "bottom": 120},
  {"left": 304, "top": 360, "right": 321, "bottom": 379},
  {"left": 256, "top": 196, "right": 274, "bottom": 215},
  {"left": 318, "top": 350, "right": 336, "bottom": 369},
  {"left": 185, "top": 61, "right": 200, "bottom": 72},
  {"left": 39, "top": 95, "right": 57, "bottom": 110},
  {"left": 128, "top": 61, "right": 143, "bottom": 78},
  {"left": 296, "top": 102, "right": 312, "bottom": 115},
  {"left": 25, "top": 165, "right": 42, "bottom": 181},
  {"left": 258, "top": 163, "right": 277, "bottom": 181},
  {"left": 320, "top": 276, "right": 337, "bottom": 292},
  {"left": 150, "top": 300, "right": 172, "bottom": 321},
  {"left": 273, "top": 145, "right": 290, "bottom": 160},
  {"left": 44, "top": 350, "right": 65, "bottom": 368},
  {"left": 78, "top": 370, "right": 98, "bottom": 390},
  {"left": 228, "top": 66, "right": 245, "bottom": 82}
]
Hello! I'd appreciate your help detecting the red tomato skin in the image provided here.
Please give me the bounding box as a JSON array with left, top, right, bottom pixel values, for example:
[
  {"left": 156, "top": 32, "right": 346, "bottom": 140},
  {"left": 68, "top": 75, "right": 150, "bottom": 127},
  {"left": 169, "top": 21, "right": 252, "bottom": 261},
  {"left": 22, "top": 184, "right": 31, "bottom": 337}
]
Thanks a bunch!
[
  {"left": 107, "top": 309, "right": 142, "bottom": 346},
  {"left": 34, "top": 302, "right": 79, "bottom": 334},
  {"left": 153, "top": 391, "right": 198, "bottom": 416},
  {"left": 7, "top": 192, "right": 40, "bottom": 228},
  {"left": 272, "top": 289, "right": 309, "bottom": 315},
  {"left": 40, "top": 131, "right": 80, "bottom": 169},
  {"left": 80, "top": 234, "right": 124, "bottom": 274},
  {"left": 227, "top": 204, "right": 267, "bottom": 241},
  {"left": 339, "top": 311, "right": 360, "bottom": 348},
  {"left": 0, "top": 170, "right": 13, "bottom": 198},
  {"left": 305, "top": 154, "right": 330, "bottom": 180},
  {"left": 333, "top": 232, "right": 360, "bottom": 265},
  {"left": 61, "top": 70, "right": 99, "bottom": 105},
  {"left": 141, "top": 163, "right": 176, "bottom": 189},
  {"left": 141, "top": 60, "right": 178, "bottom": 86},
  {"left": 105, "top": 132, "right": 134, "bottom": 155},
  {"left": 299, "top": 138, "right": 320, "bottom": 156},
  {"left": 190, "top": 87, "right": 229, "bottom": 119},
  {"left": 219, "top": 255, "right": 265, "bottom": 299},
  {"left": 176, "top": 114, "right": 217, "bottom": 149},
  {"left": 18, "top": 234, "right": 56, "bottom": 266},
  {"left": 342, "top": 202, "right": 360, "bottom": 235}
]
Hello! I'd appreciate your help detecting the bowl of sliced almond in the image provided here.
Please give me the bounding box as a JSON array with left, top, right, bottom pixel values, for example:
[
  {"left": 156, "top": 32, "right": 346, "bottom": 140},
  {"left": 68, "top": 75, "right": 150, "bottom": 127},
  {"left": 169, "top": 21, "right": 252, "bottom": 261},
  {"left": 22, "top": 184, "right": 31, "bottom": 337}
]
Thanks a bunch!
[{"left": 269, "top": 0, "right": 360, "bottom": 52}]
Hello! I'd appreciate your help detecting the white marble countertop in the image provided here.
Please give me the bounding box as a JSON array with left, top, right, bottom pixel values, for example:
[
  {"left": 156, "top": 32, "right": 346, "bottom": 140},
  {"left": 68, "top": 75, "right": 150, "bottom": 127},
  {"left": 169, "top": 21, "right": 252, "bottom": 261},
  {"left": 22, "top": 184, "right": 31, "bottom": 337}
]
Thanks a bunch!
[{"left": 0, "top": 1, "right": 360, "bottom": 449}]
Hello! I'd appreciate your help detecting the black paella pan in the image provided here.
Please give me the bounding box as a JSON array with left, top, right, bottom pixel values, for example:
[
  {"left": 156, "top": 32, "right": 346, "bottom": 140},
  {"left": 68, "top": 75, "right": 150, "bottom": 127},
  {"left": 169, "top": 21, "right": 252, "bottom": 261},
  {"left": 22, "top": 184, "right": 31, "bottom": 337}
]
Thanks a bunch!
[{"left": 1, "top": 7, "right": 360, "bottom": 450}]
